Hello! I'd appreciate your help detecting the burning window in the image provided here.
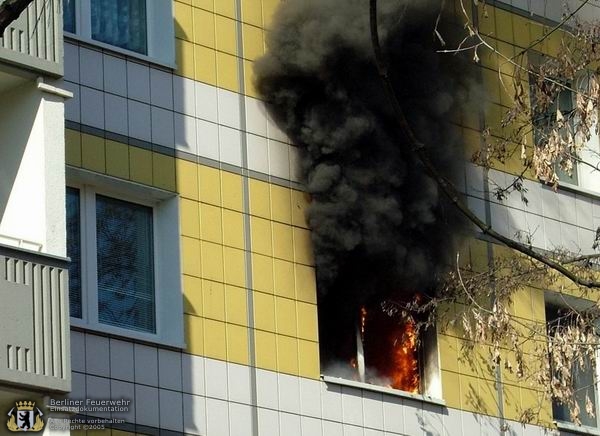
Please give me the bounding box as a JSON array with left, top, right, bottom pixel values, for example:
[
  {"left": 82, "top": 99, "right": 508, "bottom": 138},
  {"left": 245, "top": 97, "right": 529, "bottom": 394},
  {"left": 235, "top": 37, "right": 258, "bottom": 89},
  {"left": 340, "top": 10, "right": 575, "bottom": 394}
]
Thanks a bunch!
[{"left": 319, "top": 296, "right": 440, "bottom": 396}]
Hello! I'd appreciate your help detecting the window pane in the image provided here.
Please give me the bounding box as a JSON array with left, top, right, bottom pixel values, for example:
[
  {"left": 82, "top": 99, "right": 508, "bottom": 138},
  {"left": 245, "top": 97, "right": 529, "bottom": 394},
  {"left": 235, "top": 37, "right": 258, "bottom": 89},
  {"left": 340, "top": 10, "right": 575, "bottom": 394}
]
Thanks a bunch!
[
  {"left": 547, "top": 304, "right": 598, "bottom": 427},
  {"left": 96, "top": 195, "right": 155, "bottom": 333},
  {"left": 64, "top": 0, "right": 76, "bottom": 33},
  {"left": 91, "top": 0, "right": 147, "bottom": 54},
  {"left": 66, "top": 187, "right": 82, "bottom": 318}
]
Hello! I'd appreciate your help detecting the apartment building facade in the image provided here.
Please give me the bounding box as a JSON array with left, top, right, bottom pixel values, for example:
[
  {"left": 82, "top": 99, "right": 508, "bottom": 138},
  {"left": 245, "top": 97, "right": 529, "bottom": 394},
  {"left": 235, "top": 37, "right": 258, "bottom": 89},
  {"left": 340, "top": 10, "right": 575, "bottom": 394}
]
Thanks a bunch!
[{"left": 1, "top": 0, "right": 600, "bottom": 435}]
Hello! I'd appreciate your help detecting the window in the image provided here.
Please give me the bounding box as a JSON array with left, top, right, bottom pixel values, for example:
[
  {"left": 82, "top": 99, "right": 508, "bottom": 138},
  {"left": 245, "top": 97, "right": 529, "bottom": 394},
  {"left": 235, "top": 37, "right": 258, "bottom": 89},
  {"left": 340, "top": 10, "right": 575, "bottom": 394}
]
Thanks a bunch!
[
  {"left": 546, "top": 298, "right": 600, "bottom": 428},
  {"left": 319, "top": 296, "right": 440, "bottom": 397},
  {"left": 66, "top": 176, "right": 183, "bottom": 346},
  {"left": 529, "top": 56, "right": 600, "bottom": 192},
  {"left": 63, "top": 0, "right": 174, "bottom": 65}
]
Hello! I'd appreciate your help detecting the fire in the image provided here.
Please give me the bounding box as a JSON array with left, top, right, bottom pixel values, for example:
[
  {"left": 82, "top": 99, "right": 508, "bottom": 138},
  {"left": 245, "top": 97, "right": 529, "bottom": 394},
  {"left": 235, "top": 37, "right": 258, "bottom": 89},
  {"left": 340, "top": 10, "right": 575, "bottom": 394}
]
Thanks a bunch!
[
  {"left": 389, "top": 318, "right": 420, "bottom": 393},
  {"left": 353, "top": 303, "right": 421, "bottom": 393}
]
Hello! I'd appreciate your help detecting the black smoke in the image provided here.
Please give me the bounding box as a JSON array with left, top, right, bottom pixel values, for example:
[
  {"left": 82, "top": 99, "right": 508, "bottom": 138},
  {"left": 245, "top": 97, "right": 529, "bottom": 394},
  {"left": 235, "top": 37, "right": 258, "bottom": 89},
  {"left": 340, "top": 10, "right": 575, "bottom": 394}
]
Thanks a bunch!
[{"left": 255, "top": 0, "right": 477, "bottom": 306}]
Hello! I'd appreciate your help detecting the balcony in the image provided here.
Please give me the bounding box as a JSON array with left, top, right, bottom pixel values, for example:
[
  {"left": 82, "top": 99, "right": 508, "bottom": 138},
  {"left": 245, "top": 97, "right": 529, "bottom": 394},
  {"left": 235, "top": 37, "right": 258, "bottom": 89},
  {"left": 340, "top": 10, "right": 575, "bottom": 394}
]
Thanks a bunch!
[
  {"left": 0, "top": 0, "right": 63, "bottom": 77},
  {"left": 0, "top": 243, "right": 70, "bottom": 392}
]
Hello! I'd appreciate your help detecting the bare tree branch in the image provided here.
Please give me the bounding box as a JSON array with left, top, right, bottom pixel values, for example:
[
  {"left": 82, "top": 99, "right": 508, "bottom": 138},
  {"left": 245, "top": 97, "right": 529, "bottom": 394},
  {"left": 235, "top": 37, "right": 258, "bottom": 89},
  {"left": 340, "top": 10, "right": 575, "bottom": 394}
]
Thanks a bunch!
[
  {"left": 369, "top": 0, "right": 600, "bottom": 289},
  {"left": 0, "top": 0, "right": 34, "bottom": 36}
]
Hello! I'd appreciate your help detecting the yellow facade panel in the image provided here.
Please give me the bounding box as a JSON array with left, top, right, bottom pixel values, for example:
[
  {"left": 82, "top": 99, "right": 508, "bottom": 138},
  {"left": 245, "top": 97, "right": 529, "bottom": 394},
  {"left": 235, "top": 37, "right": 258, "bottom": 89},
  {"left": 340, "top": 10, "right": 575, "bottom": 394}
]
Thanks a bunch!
[
  {"left": 275, "top": 296, "right": 297, "bottom": 337},
  {"left": 182, "top": 236, "right": 202, "bottom": 277},
  {"left": 202, "top": 279, "right": 226, "bottom": 321},
  {"left": 253, "top": 291, "right": 276, "bottom": 332},
  {"left": 242, "top": 0, "right": 263, "bottom": 27},
  {"left": 215, "top": 0, "right": 236, "bottom": 18},
  {"left": 177, "top": 158, "right": 200, "bottom": 201},
  {"left": 180, "top": 198, "right": 201, "bottom": 239},
  {"left": 252, "top": 253, "right": 274, "bottom": 294},
  {"left": 193, "top": 0, "right": 213, "bottom": 11},
  {"left": 298, "top": 339, "right": 320, "bottom": 379},
  {"left": 255, "top": 330, "right": 277, "bottom": 370},
  {"left": 105, "top": 140, "right": 130, "bottom": 180},
  {"left": 183, "top": 274, "right": 203, "bottom": 315},
  {"left": 226, "top": 324, "right": 249, "bottom": 365},
  {"left": 437, "top": 333, "right": 459, "bottom": 373},
  {"left": 129, "top": 147, "right": 153, "bottom": 185},
  {"left": 293, "top": 227, "right": 315, "bottom": 266},
  {"left": 81, "top": 133, "right": 106, "bottom": 174},
  {"left": 243, "top": 59, "right": 258, "bottom": 98},
  {"left": 441, "top": 370, "right": 461, "bottom": 409},
  {"left": 203, "top": 319, "right": 227, "bottom": 360},
  {"left": 262, "top": 0, "right": 280, "bottom": 30},
  {"left": 291, "top": 189, "right": 309, "bottom": 229},
  {"left": 216, "top": 51, "right": 239, "bottom": 93},
  {"left": 152, "top": 153, "right": 176, "bottom": 191},
  {"left": 175, "top": 38, "right": 195, "bottom": 79},
  {"left": 249, "top": 178, "right": 271, "bottom": 218},
  {"left": 223, "top": 246, "right": 246, "bottom": 287},
  {"left": 200, "top": 202, "right": 223, "bottom": 243},
  {"left": 194, "top": 45, "right": 217, "bottom": 85},
  {"left": 185, "top": 314, "right": 204, "bottom": 356},
  {"left": 199, "top": 165, "right": 222, "bottom": 205},
  {"left": 250, "top": 216, "right": 273, "bottom": 256},
  {"left": 242, "top": 23, "right": 264, "bottom": 61},
  {"left": 65, "top": 129, "right": 82, "bottom": 167},
  {"left": 193, "top": 7, "right": 216, "bottom": 48},
  {"left": 225, "top": 284, "right": 248, "bottom": 326},
  {"left": 273, "top": 258, "right": 295, "bottom": 299},
  {"left": 175, "top": 1, "right": 194, "bottom": 41},
  {"left": 222, "top": 209, "right": 245, "bottom": 249},
  {"left": 295, "top": 264, "right": 317, "bottom": 304},
  {"left": 201, "top": 241, "right": 225, "bottom": 282},
  {"left": 272, "top": 222, "right": 294, "bottom": 261},
  {"left": 271, "top": 185, "right": 292, "bottom": 224},
  {"left": 276, "top": 335, "right": 299, "bottom": 375},
  {"left": 296, "top": 302, "right": 318, "bottom": 342},
  {"left": 221, "top": 171, "right": 244, "bottom": 212},
  {"left": 215, "top": 15, "right": 238, "bottom": 56}
]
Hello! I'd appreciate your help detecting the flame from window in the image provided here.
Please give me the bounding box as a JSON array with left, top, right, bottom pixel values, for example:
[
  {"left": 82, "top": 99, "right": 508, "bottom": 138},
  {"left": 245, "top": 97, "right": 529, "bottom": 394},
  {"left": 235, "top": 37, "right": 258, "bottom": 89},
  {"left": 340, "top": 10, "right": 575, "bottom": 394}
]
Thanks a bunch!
[
  {"left": 353, "top": 304, "right": 421, "bottom": 393},
  {"left": 389, "top": 317, "right": 420, "bottom": 392}
]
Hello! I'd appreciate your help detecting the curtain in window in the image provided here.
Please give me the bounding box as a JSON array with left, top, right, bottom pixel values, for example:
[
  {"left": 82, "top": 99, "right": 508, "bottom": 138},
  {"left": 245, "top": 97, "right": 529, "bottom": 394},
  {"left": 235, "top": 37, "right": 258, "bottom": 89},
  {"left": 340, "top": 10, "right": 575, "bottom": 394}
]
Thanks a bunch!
[
  {"left": 66, "top": 187, "right": 82, "bottom": 318},
  {"left": 91, "top": 0, "right": 147, "bottom": 54},
  {"left": 63, "top": 0, "right": 76, "bottom": 33},
  {"left": 96, "top": 195, "right": 155, "bottom": 333}
]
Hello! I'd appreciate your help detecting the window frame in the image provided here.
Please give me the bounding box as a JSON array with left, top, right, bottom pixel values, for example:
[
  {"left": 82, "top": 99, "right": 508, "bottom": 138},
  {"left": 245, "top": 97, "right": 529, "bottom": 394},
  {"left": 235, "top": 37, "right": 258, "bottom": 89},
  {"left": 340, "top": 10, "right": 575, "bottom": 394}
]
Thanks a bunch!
[
  {"left": 529, "top": 54, "right": 600, "bottom": 194},
  {"left": 66, "top": 169, "right": 184, "bottom": 348},
  {"left": 545, "top": 292, "right": 600, "bottom": 432},
  {"left": 64, "top": 0, "right": 176, "bottom": 68}
]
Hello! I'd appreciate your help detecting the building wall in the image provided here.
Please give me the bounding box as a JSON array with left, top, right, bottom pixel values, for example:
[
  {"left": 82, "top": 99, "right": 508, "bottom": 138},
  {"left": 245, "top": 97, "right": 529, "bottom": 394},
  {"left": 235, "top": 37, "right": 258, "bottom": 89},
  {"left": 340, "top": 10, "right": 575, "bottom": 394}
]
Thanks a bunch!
[{"left": 60, "top": 1, "right": 600, "bottom": 435}]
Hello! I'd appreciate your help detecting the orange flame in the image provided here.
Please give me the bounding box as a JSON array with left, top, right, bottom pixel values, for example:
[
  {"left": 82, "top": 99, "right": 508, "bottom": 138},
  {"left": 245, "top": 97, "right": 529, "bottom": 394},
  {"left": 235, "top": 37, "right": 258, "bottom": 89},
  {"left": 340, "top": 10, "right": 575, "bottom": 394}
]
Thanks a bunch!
[{"left": 389, "top": 318, "right": 420, "bottom": 393}]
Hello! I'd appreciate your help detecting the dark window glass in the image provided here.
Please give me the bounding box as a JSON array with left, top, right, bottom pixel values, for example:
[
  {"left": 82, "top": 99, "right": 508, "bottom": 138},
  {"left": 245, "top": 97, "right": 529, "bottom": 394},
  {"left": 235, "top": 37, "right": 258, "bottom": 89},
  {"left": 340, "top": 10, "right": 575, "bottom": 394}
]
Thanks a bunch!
[
  {"left": 63, "top": 0, "right": 76, "bottom": 33},
  {"left": 96, "top": 195, "right": 155, "bottom": 333},
  {"left": 91, "top": 0, "right": 147, "bottom": 54},
  {"left": 66, "top": 187, "right": 82, "bottom": 318}
]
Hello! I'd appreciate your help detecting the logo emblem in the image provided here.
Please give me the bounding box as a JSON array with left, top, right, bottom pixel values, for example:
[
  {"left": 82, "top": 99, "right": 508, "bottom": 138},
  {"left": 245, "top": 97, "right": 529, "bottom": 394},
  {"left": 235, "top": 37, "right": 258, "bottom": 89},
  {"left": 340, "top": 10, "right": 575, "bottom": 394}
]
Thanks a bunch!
[{"left": 6, "top": 401, "right": 44, "bottom": 432}]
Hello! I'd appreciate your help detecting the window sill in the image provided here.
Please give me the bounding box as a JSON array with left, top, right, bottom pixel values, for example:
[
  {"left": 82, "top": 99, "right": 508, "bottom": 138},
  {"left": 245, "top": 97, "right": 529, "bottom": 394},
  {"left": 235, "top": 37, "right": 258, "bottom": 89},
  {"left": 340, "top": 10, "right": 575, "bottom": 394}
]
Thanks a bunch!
[
  {"left": 556, "top": 421, "right": 600, "bottom": 435},
  {"left": 551, "top": 178, "right": 600, "bottom": 201},
  {"left": 321, "top": 375, "right": 446, "bottom": 407},
  {"left": 70, "top": 318, "right": 186, "bottom": 351},
  {"left": 64, "top": 33, "right": 176, "bottom": 71}
]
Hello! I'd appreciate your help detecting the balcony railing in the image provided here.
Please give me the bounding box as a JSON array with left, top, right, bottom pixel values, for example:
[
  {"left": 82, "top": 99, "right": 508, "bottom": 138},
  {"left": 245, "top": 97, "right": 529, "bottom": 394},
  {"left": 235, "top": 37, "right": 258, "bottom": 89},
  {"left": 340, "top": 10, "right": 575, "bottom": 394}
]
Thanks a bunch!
[
  {"left": 0, "top": 0, "right": 63, "bottom": 76},
  {"left": 0, "top": 243, "right": 70, "bottom": 392}
]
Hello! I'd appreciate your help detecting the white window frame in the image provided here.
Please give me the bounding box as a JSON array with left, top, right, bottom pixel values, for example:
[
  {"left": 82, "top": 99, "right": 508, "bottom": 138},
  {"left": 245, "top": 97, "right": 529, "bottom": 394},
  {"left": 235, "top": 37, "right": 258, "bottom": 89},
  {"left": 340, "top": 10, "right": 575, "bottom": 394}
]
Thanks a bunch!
[
  {"left": 67, "top": 168, "right": 184, "bottom": 348},
  {"left": 545, "top": 292, "right": 600, "bottom": 433},
  {"left": 64, "top": 0, "right": 175, "bottom": 68}
]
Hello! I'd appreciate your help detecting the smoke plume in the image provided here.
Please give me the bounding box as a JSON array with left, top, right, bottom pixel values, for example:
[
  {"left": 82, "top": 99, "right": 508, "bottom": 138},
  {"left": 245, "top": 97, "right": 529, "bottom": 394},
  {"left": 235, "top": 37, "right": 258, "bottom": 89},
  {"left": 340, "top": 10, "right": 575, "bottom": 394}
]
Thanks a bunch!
[{"left": 255, "top": 0, "right": 477, "bottom": 304}]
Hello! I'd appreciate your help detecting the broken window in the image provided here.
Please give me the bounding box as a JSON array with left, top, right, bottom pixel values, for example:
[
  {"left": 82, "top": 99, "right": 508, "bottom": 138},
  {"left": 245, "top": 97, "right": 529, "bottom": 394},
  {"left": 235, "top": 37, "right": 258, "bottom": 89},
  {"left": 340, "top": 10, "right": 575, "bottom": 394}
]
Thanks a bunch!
[{"left": 319, "top": 295, "right": 440, "bottom": 396}]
